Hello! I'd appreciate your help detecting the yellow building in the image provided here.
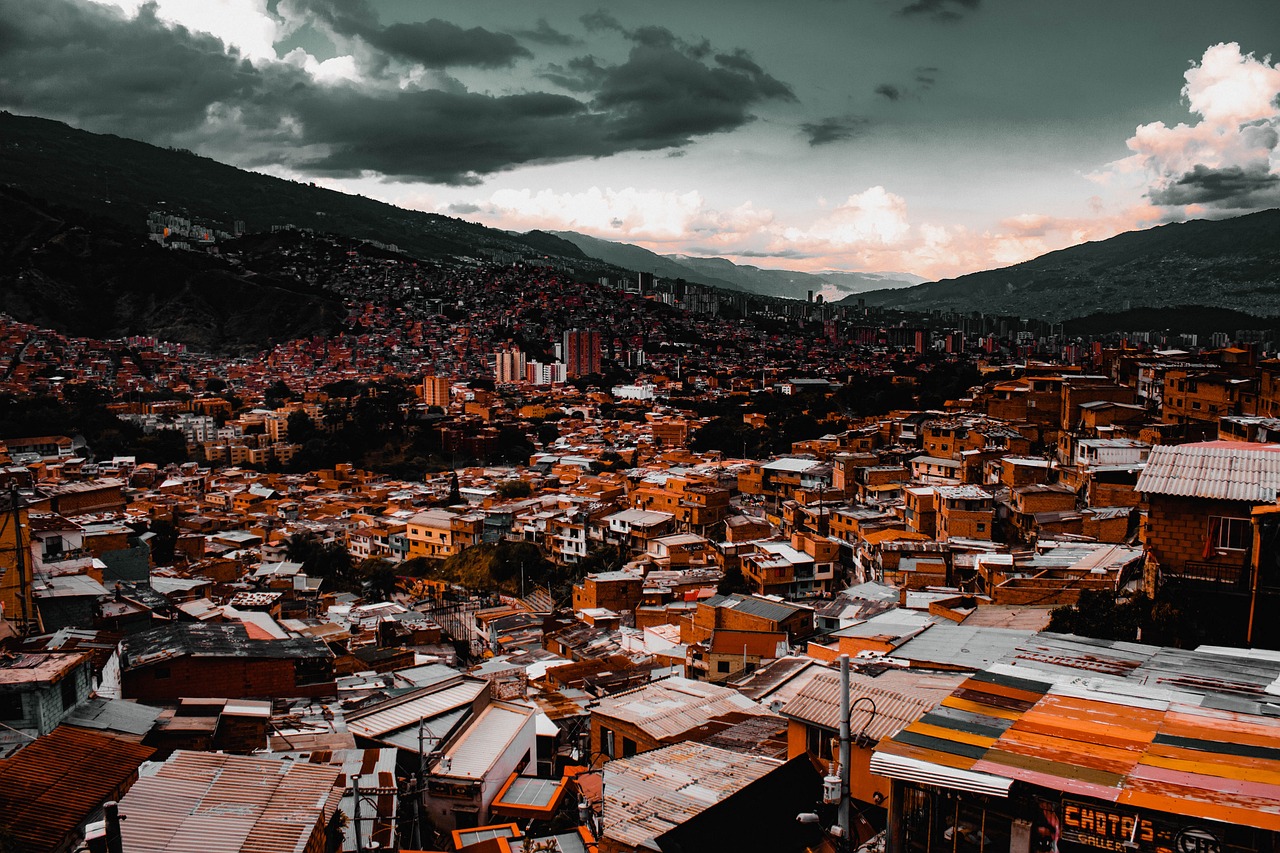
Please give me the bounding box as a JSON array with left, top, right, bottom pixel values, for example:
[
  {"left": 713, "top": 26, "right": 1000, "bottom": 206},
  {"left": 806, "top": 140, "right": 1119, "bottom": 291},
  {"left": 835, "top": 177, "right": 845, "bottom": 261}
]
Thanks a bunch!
[
  {"left": 0, "top": 493, "right": 34, "bottom": 629},
  {"left": 405, "top": 508, "right": 482, "bottom": 560}
]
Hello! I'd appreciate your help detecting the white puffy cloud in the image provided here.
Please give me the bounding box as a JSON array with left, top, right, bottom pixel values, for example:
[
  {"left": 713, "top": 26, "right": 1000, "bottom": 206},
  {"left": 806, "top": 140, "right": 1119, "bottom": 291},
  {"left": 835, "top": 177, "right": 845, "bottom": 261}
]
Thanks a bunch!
[
  {"left": 98, "top": 0, "right": 283, "bottom": 62},
  {"left": 1107, "top": 43, "right": 1280, "bottom": 211},
  {"left": 781, "top": 186, "right": 912, "bottom": 248},
  {"left": 458, "top": 186, "right": 775, "bottom": 246}
]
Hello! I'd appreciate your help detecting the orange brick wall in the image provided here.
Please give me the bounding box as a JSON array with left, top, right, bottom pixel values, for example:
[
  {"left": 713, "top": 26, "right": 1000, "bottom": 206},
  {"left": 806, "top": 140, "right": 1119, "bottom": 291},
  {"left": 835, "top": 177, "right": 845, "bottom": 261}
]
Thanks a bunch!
[
  {"left": 1146, "top": 495, "right": 1253, "bottom": 576},
  {"left": 939, "top": 509, "right": 993, "bottom": 541}
]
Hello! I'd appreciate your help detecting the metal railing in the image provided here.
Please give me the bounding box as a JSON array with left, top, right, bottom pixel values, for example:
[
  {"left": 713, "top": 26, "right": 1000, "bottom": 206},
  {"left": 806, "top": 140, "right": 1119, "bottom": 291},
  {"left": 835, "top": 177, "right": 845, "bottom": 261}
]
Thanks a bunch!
[{"left": 1178, "top": 559, "right": 1250, "bottom": 586}]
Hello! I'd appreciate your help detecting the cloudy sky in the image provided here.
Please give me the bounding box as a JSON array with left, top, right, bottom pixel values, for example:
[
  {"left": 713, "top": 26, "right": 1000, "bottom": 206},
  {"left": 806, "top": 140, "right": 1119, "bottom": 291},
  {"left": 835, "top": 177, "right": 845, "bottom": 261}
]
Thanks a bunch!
[{"left": 2, "top": 0, "right": 1279, "bottom": 279}]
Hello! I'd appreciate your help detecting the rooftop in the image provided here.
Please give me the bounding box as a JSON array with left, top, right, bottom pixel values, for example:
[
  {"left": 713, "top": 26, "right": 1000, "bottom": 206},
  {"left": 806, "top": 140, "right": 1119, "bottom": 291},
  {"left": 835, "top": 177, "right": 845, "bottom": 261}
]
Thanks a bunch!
[
  {"left": 593, "top": 676, "right": 770, "bottom": 740},
  {"left": 873, "top": 633, "right": 1280, "bottom": 830},
  {"left": 781, "top": 668, "right": 965, "bottom": 739},
  {"left": 602, "top": 741, "right": 782, "bottom": 850},
  {"left": 119, "top": 750, "right": 344, "bottom": 853},
  {"left": 1136, "top": 441, "right": 1280, "bottom": 502},
  {"left": 0, "top": 725, "right": 155, "bottom": 853}
]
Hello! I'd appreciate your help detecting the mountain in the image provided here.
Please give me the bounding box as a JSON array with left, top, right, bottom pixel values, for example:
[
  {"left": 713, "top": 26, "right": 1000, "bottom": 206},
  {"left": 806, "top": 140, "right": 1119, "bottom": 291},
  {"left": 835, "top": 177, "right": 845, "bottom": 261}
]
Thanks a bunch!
[
  {"left": 669, "top": 255, "right": 924, "bottom": 300},
  {"left": 846, "top": 211, "right": 1280, "bottom": 320},
  {"left": 0, "top": 111, "right": 924, "bottom": 303},
  {"left": 0, "top": 111, "right": 593, "bottom": 268},
  {"left": 547, "top": 231, "right": 740, "bottom": 289},
  {"left": 0, "top": 187, "right": 342, "bottom": 351},
  {"left": 552, "top": 230, "right": 924, "bottom": 300}
]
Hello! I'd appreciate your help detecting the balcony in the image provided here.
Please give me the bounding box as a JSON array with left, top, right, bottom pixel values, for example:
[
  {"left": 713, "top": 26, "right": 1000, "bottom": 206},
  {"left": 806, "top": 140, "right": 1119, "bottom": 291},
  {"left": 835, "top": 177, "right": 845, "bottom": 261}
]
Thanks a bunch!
[
  {"left": 1176, "top": 559, "right": 1250, "bottom": 587},
  {"left": 40, "top": 548, "right": 90, "bottom": 564}
]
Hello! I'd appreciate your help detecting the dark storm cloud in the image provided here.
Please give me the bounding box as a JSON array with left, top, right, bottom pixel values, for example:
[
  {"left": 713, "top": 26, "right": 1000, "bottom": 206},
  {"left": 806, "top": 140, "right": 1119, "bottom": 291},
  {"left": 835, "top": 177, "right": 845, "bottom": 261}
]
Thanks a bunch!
[
  {"left": 875, "top": 84, "right": 902, "bottom": 101},
  {"left": 291, "top": 87, "right": 602, "bottom": 184},
  {"left": 591, "top": 41, "right": 794, "bottom": 146},
  {"left": 294, "top": 0, "right": 531, "bottom": 68},
  {"left": 898, "top": 0, "right": 980, "bottom": 22},
  {"left": 0, "top": 1, "right": 282, "bottom": 137},
  {"left": 580, "top": 10, "right": 624, "bottom": 34},
  {"left": 541, "top": 19, "right": 793, "bottom": 147},
  {"left": 541, "top": 55, "right": 610, "bottom": 92},
  {"left": 514, "top": 19, "right": 582, "bottom": 47},
  {"left": 1149, "top": 163, "right": 1280, "bottom": 208},
  {"left": 915, "top": 66, "right": 939, "bottom": 86},
  {"left": 801, "top": 115, "right": 870, "bottom": 146},
  {"left": 0, "top": 0, "right": 796, "bottom": 185}
]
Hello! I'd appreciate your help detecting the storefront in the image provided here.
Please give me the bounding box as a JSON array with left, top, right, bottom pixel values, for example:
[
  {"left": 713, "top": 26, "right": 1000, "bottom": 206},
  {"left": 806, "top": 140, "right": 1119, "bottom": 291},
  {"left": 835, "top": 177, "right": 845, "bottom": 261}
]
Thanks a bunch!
[{"left": 885, "top": 781, "right": 1277, "bottom": 853}]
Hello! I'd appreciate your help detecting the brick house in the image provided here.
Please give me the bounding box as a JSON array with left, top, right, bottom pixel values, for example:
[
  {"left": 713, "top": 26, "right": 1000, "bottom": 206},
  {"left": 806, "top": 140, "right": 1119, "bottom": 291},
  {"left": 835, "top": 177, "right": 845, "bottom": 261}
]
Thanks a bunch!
[
  {"left": 1137, "top": 442, "right": 1280, "bottom": 640},
  {"left": 120, "top": 622, "right": 336, "bottom": 702}
]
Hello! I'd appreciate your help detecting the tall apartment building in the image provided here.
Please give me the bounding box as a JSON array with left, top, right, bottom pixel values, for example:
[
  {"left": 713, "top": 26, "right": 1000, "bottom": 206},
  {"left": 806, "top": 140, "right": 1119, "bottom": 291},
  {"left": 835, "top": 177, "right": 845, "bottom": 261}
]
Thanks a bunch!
[
  {"left": 527, "top": 361, "right": 566, "bottom": 386},
  {"left": 422, "top": 375, "right": 451, "bottom": 408},
  {"left": 562, "top": 328, "right": 602, "bottom": 378},
  {"left": 495, "top": 347, "right": 527, "bottom": 384}
]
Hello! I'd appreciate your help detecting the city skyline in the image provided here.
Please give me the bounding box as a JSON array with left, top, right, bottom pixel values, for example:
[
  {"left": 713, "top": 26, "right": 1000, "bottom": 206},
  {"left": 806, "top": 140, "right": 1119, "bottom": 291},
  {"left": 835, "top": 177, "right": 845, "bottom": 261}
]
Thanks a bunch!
[{"left": 1, "top": 0, "right": 1279, "bottom": 278}]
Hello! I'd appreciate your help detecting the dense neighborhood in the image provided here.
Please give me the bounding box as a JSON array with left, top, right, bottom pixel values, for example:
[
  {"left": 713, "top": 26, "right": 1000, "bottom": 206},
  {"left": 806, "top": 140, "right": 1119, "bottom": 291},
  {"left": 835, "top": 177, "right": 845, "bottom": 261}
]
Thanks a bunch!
[{"left": 2, "top": 244, "right": 1280, "bottom": 853}]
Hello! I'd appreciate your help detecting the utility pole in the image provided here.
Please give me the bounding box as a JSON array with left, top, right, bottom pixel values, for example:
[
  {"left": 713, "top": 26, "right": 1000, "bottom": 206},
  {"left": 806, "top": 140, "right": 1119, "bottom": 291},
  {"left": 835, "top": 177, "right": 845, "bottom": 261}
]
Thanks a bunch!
[
  {"left": 838, "top": 654, "right": 851, "bottom": 845},
  {"left": 7, "top": 485, "right": 29, "bottom": 631},
  {"left": 353, "top": 774, "right": 363, "bottom": 853}
]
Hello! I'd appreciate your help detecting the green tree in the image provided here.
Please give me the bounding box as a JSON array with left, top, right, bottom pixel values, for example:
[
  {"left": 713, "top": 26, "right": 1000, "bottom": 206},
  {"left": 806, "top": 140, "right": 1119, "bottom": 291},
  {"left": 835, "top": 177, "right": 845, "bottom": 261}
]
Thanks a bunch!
[
  {"left": 286, "top": 532, "right": 356, "bottom": 591},
  {"left": 578, "top": 544, "right": 625, "bottom": 576},
  {"left": 497, "top": 480, "right": 533, "bottom": 499},
  {"left": 287, "top": 410, "right": 316, "bottom": 444},
  {"left": 717, "top": 565, "right": 750, "bottom": 596},
  {"left": 264, "top": 379, "right": 293, "bottom": 408},
  {"left": 149, "top": 517, "right": 178, "bottom": 566},
  {"left": 358, "top": 558, "right": 401, "bottom": 601}
]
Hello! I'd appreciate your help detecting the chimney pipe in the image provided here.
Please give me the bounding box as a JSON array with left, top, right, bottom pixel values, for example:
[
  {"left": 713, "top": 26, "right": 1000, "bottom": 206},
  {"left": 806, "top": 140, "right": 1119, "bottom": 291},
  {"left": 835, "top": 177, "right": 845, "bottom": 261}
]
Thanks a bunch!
[{"left": 104, "top": 801, "right": 124, "bottom": 853}]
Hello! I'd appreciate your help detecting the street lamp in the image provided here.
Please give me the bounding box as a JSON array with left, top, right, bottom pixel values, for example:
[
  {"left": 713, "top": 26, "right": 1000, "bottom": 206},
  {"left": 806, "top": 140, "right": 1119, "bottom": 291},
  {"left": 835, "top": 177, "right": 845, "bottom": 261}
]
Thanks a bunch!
[{"left": 832, "top": 655, "right": 878, "bottom": 849}]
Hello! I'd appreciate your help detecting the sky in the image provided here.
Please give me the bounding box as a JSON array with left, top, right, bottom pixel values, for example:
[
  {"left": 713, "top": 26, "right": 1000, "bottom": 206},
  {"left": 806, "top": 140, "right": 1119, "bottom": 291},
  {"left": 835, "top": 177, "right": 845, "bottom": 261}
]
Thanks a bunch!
[{"left": 1, "top": 0, "right": 1279, "bottom": 280}]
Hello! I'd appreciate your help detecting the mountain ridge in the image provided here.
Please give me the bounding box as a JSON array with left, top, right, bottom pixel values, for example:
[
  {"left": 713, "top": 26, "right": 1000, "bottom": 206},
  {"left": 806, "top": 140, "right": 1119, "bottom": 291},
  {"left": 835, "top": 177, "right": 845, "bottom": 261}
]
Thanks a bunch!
[
  {"left": 551, "top": 230, "right": 924, "bottom": 300},
  {"left": 845, "top": 210, "right": 1280, "bottom": 320}
]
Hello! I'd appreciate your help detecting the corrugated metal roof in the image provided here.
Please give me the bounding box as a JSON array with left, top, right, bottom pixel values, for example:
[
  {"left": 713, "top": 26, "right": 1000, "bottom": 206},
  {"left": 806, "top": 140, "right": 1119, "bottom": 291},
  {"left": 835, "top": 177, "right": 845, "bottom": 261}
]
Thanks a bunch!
[
  {"left": 594, "top": 677, "right": 771, "bottom": 740},
  {"left": 346, "top": 678, "right": 486, "bottom": 739},
  {"left": 64, "top": 696, "right": 162, "bottom": 735},
  {"left": 889, "top": 623, "right": 1036, "bottom": 670},
  {"left": 442, "top": 702, "right": 534, "bottom": 780},
  {"left": 781, "top": 669, "right": 964, "bottom": 739},
  {"left": 603, "top": 741, "right": 782, "bottom": 849},
  {"left": 704, "top": 593, "right": 807, "bottom": 623},
  {"left": 119, "top": 750, "right": 343, "bottom": 853},
  {"left": 874, "top": 632, "right": 1280, "bottom": 831},
  {"left": 1135, "top": 442, "right": 1280, "bottom": 502},
  {"left": 258, "top": 749, "right": 399, "bottom": 852},
  {"left": 0, "top": 725, "right": 154, "bottom": 853}
]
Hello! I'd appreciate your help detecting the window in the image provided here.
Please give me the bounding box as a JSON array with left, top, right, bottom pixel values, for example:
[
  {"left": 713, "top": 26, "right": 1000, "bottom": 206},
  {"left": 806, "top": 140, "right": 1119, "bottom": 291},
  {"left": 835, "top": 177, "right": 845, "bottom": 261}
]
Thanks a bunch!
[
  {"left": 622, "top": 737, "right": 637, "bottom": 758},
  {"left": 976, "top": 523, "right": 986, "bottom": 532},
  {"left": 60, "top": 677, "right": 78, "bottom": 711},
  {"left": 154, "top": 666, "right": 171, "bottom": 679},
  {"left": 1215, "top": 516, "right": 1251, "bottom": 551},
  {"left": 716, "top": 660, "right": 732, "bottom": 674},
  {"left": 806, "top": 725, "right": 834, "bottom": 760},
  {"left": 0, "top": 694, "right": 22, "bottom": 721}
]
